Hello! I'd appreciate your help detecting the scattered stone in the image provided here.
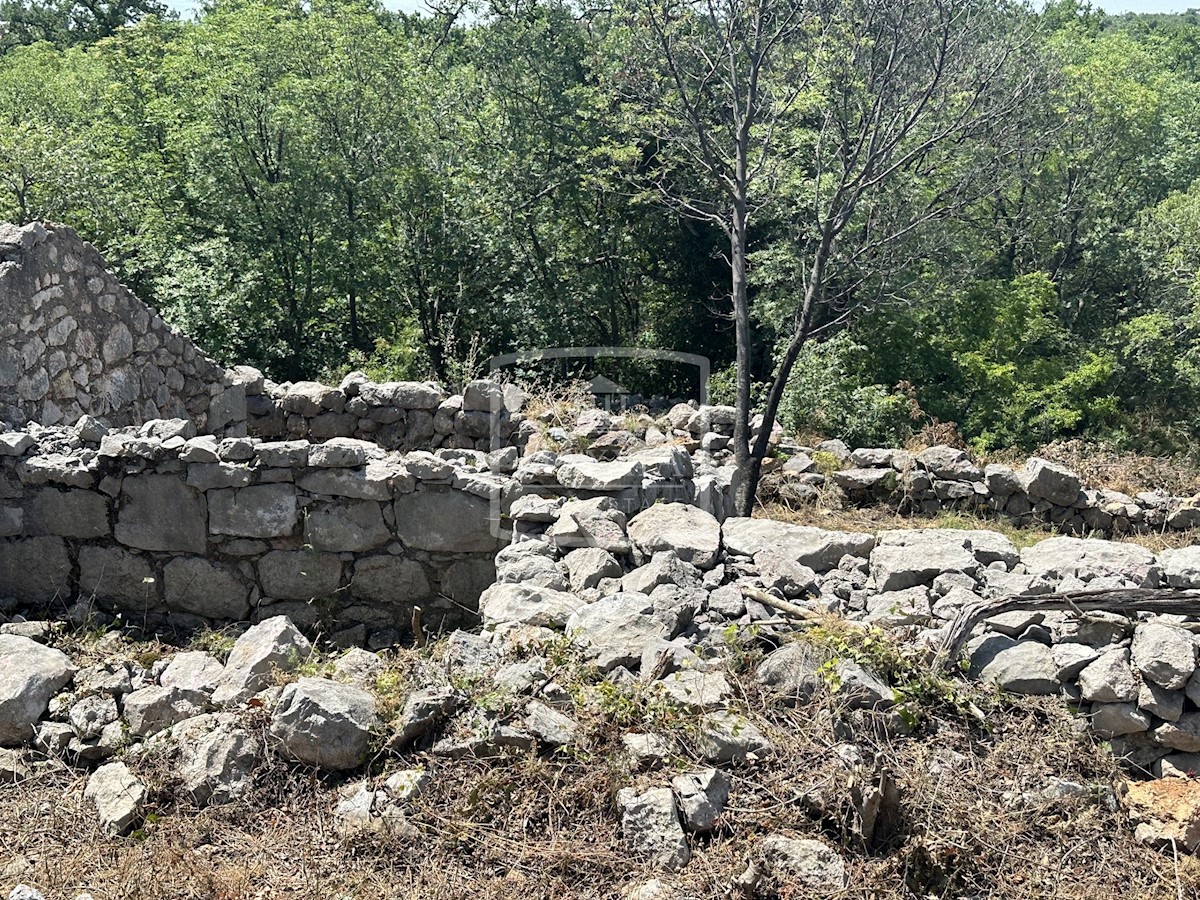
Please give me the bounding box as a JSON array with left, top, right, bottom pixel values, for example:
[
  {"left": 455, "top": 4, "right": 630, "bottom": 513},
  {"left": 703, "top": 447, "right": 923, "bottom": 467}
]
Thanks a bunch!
[
  {"left": 1078, "top": 649, "right": 1138, "bottom": 704},
  {"left": 0, "top": 635, "right": 76, "bottom": 746},
  {"left": 693, "top": 711, "right": 772, "bottom": 764},
  {"left": 756, "top": 642, "right": 826, "bottom": 704},
  {"left": 124, "top": 685, "right": 209, "bottom": 737},
  {"left": 211, "top": 616, "right": 313, "bottom": 706},
  {"left": 1130, "top": 622, "right": 1196, "bottom": 690},
  {"left": 85, "top": 762, "right": 146, "bottom": 835},
  {"left": 524, "top": 700, "right": 579, "bottom": 747},
  {"left": 758, "top": 835, "right": 847, "bottom": 893},
  {"left": 671, "top": 768, "right": 730, "bottom": 832},
  {"left": 271, "top": 677, "right": 380, "bottom": 771},
  {"left": 627, "top": 503, "right": 721, "bottom": 569},
  {"left": 616, "top": 786, "right": 690, "bottom": 871}
]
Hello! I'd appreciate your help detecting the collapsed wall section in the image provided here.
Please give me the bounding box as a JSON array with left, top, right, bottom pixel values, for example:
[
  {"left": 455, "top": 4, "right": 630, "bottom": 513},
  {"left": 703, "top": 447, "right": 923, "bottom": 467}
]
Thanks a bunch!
[{"left": 0, "top": 222, "right": 246, "bottom": 435}]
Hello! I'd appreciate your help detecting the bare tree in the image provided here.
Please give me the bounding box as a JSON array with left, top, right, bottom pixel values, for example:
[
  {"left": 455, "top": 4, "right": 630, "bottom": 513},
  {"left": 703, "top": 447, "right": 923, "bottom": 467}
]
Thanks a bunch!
[{"left": 608, "top": 0, "right": 1040, "bottom": 515}]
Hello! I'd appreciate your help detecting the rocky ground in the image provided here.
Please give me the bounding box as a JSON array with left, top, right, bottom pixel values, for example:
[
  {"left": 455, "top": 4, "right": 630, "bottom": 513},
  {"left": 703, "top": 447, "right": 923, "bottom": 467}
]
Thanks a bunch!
[{"left": 6, "top": 496, "right": 1200, "bottom": 898}]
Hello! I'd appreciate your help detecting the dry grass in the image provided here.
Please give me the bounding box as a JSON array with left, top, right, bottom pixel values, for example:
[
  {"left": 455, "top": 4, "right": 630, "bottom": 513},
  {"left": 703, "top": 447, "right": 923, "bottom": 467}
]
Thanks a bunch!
[{"left": 3, "top": 629, "right": 1196, "bottom": 900}]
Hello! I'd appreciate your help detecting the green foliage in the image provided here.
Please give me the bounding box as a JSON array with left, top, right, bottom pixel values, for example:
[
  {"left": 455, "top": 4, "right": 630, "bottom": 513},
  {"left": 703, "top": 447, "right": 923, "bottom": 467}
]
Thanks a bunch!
[{"left": 777, "top": 333, "right": 920, "bottom": 447}]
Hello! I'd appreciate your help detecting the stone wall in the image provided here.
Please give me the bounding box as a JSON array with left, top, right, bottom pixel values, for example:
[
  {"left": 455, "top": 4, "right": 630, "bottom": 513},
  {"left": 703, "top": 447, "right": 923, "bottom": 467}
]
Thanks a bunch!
[
  {"left": 0, "top": 222, "right": 246, "bottom": 436},
  {"left": 245, "top": 373, "right": 526, "bottom": 452},
  {"left": 0, "top": 418, "right": 717, "bottom": 645}
]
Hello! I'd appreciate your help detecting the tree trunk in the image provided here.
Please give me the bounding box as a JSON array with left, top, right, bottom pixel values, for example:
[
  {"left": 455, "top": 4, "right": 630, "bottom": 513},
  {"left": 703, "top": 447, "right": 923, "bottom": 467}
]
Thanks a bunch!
[{"left": 731, "top": 193, "right": 756, "bottom": 517}]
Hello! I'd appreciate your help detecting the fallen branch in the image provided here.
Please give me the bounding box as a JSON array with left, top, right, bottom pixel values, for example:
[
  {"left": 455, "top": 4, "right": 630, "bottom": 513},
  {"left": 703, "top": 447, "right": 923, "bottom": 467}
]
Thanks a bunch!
[
  {"left": 935, "top": 587, "right": 1200, "bottom": 672},
  {"left": 738, "top": 585, "right": 824, "bottom": 621}
]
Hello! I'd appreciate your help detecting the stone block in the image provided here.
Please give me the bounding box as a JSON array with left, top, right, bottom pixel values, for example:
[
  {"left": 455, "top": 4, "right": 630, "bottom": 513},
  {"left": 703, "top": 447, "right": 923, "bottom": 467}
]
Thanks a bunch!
[
  {"left": 78, "top": 546, "right": 157, "bottom": 611},
  {"left": 305, "top": 498, "right": 390, "bottom": 552},
  {"left": 394, "top": 489, "right": 501, "bottom": 553},
  {"left": 115, "top": 475, "right": 207, "bottom": 553},
  {"left": 350, "top": 556, "right": 430, "bottom": 605},
  {"left": 258, "top": 550, "right": 343, "bottom": 600},
  {"left": 164, "top": 557, "right": 252, "bottom": 619},
  {"left": 0, "top": 536, "right": 71, "bottom": 604},
  {"left": 208, "top": 484, "right": 297, "bottom": 539},
  {"left": 26, "top": 488, "right": 109, "bottom": 538}
]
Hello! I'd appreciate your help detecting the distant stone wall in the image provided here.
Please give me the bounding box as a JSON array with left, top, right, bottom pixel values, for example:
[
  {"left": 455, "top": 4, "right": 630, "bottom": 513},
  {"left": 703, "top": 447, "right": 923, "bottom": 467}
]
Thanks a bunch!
[
  {"left": 0, "top": 222, "right": 246, "bottom": 436},
  {"left": 0, "top": 419, "right": 718, "bottom": 644},
  {"left": 245, "top": 374, "right": 525, "bottom": 453}
]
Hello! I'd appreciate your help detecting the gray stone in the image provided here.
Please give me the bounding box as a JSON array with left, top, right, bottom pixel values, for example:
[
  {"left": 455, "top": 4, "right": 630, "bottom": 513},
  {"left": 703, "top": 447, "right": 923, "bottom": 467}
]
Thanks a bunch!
[
  {"left": 1020, "top": 537, "right": 1158, "bottom": 586},
  {"left": 1051, "top": 643, "right": 1099, "bottom": 681},
  {"left": 756, "top": 641, "right": 826, "bottom": 704},
  {"left": 68, "top": 695, "right": 118, "bottom": 740},
  {"left": 85, "top": 762, "right": 145, "bottom": 835},
  {"left": 78, "top": 546, "right": 157, "bottom": 611},
  {"left": 1153, "top": 714, "right": 1200, "bottom": 752},
  {"left": 394, "top": 490, "right": 501, "bottom": 553},
  {"left": 759, "top": 835, "right": 847, "bottom": 893},
  {"left": 257, "top": 550, "right": 343, "bottom": 600},
  {"left": 271, "top": 676, "right": 380, "bottom": 770},
  {"left": 1131, "top": 622, "right": 1196, "bottom": 690},
  {"left": 296, "top": 464, "right": 394, "bottom": 501},
  {"left": 160, "top": 652, "right": 224, "bottom": 694},
  {"left": 1021, "top": 457, "right": 1081, "bottom": 506},
  {"left": 974, "top": 638, "right": 1060, "bottom": 695},
  {"left": 350, "top": 556, "right": 430, "bottom": 605},
  {"left": 627, "top": 503, "right": 721, "bottom": 570},
  {"left": 478, "top": 583, "right": 585, "bottom": 628},
  {"left": 655, "top": 670, "right": 731, "bottom": 710},
  {"left": 0, "top": 635, "right": 75, "bottom": 745},
  {"left": 524, "top": 700, "right": 579, "bottom": 746},
  {"left": 439, "top": 558, "right": 497, "bottom": 607},
  {"left": 211, "top": 616, "right": 313, "bottom": 706},
  {"left": 916, "top": 445, "right": 981, "bottom": 480},
  {"left": 693, "top": 711, "right": 772, "bottom": 764},
  {"left": 556, "top": 459, "right": 644, "bottom": 491},
  {"left": 566, "top": 593, "right": 672, "bottom": 671},
  {"left": 869, "top": 529, "right": 980, "bottom": 592},
  {"left": 721, "top": 518, "right": 874, "bottom": 572},
  {"left": 26, "top": 488, "right": 109, "bottom": 538},
  {"left": 114, "top": 475, "right": 207, "bottom": 553},
  {"left": 833, "top": 660, "right": 895, "bottom": 708},
  {"left": 0, "top": 536, "right": 71, "bottom": 604},
  {"left": 392, "top": 686, "right": 461, "bottom": 747},
  {"left": 255, "top": 440, "right": 309, "bottom": 467},
  {"left": 307, "top": 437, "right": 376, "bottom": 468},
  {"left": 1078, "top": 649, "right": 1139, "bottom": 703},
  {"left": 1158, "top": 547, "right": 1200, "bottom": 589},
  {"left": 624, "top": 552, "right": 703, "bottom": 595},
  {"left": 564, "top": 547, "right": 622, "bottom": 592},
  {"left": 671, "top": 768, "right": 730, "bottom": 832},
  {"left": 1139, "top": 681, "right": 1184, "bottom": 723},
  {"left": 305, "top": 498, "right": 389, "bottom": 552},
  {"left": 616, "top": 786, "right": 690, "bottom": 871},
  {"left": 1090, "top": 702, "right": 1152, "bottom": 737},
  {"left": 123, "top": 685, "right": 209, "bottom": 737},
  {"left": 163, "top": 557, "right": 252, "bottom": 619},
  {"left": 209, "top": 484, "right": 297, "bottom": 539}
]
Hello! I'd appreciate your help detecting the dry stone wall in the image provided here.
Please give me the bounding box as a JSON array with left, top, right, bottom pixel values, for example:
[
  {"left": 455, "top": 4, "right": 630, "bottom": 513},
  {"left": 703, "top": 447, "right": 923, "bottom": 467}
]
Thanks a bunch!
[
  {"left": 0, "top": 418, "right": 717, "bottom": 645},
  {"left": 0, "top": 222, "right": 246, "bottom": 436}
]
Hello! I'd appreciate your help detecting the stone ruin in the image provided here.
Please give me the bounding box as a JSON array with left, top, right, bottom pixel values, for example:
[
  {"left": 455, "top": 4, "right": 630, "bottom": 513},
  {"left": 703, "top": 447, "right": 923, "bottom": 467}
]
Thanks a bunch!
[{"left": 0, "top": 222, "right": 246, "bottom": 436}]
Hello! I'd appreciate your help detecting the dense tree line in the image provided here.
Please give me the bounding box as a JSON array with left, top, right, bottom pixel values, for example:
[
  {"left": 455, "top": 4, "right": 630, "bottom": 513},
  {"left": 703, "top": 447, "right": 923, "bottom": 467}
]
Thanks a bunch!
[{"left": 2, "top": 0, "right": 1200, "bottom": 457}]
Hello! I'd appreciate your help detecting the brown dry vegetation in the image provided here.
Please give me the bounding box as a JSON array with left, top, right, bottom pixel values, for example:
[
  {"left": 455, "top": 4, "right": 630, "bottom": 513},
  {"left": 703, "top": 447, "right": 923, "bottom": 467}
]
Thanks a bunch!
[{"left": 3, "top": 627, "right": 1198, "bottom": 900}]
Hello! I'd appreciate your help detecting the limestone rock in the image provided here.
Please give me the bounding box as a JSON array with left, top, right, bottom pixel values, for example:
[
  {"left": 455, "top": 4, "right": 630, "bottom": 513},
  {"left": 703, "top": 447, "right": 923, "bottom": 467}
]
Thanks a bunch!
[
  {"left": 616, "top": 786, "right": 690, "bottom": 871},
  {"left": 566, "top": 593, "right": 673, "bottom": 671},
  {"left": 1021, "top": 457, "right": 1080, "bottom": 506},
  {"left": 693, "top": 711, "right": 772, "bottom": 764},
  {"left": 758, "top": 835, "right": 847, "bottom": 893},
  {"left": 160, "top": 651, "right": 224, "bottom": 694},
  {"left": 671, "top": 768, "right": 730, "bottom": 832},
  {"left": 478, "top": 583, "right": 585, "bottom": 628},
  {"left": 271, "top": 677, "right": 380, "bottom": 771},
  {"left": 211, "top": 616, "right": 312, "bottom": 706},
  {"left": 756, "top": 642, "right": 826, "bottom": 704},
  {"left": 721, "top": 518, "right": 874, "bottom": 572},
  {"left": 1078, "top": 649, "right": 1139, "bottom": 703},
  {"left": 627, "top": 503, "right": 721, "bottom": 570},
  {"left": 972, "top": 637, "right": 1060, "bottom": 696},
  {"left": 564, "top": 547, "right": 622, "bottom": 592},
  {"left": 124, "top": 685, "right": 209, "bottom": 737},
  {"left": 114, "top": 474, "right": 207, "bottom": 553},
  {"left": 557, "top": 459, "right": 643, "bottom": 491},
  {"left": 524, "top": 700, "right": 578, "bottom": 747},
  {"left": 1130, "top": 622, "right": 1196, "bottom": 690},
  {"left": 0, "top": 635, "right": 76, "bottom": 745},
  {"left": 85, "top": 762, "right": 145, "bottom": 835}
]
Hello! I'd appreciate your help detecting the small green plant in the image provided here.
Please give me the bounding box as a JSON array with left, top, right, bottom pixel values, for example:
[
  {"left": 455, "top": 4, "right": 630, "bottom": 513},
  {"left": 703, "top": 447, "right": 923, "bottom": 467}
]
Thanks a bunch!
[
  {"left": 189, "top": 627, "right": 238, "bottom": 661},
  {"left": 811, "top": 450, "right": 845, "bottom": 476}
]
